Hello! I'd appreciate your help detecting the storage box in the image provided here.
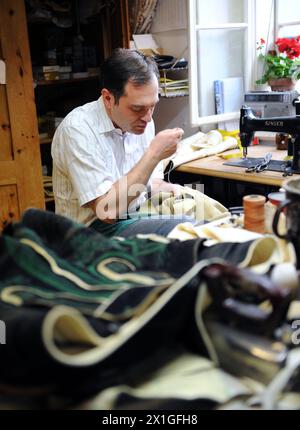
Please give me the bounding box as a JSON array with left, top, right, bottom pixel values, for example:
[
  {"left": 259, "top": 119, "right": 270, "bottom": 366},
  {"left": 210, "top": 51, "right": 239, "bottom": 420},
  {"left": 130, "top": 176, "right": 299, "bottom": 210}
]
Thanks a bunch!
[
  {"left": 132, "top": 34, "right": 163, "bottom": 56},
  {"left": 42, "top": 65, "right": 59, "bottom": 80},
  {"left": 59, "top": 66, "right": 72, "bottom": 80}
]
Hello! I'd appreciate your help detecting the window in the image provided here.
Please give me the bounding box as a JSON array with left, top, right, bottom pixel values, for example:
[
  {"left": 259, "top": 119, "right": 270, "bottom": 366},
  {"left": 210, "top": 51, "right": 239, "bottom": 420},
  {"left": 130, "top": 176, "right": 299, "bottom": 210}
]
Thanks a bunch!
[
  {"left": 188, "top": 0, "right": 300, "bottom": 128},
  {"left": 188, "top": 0, "right": 255, "bottom": 127},
  {"left": 275, "top": 0, "right": 300, "bottom": 39}
]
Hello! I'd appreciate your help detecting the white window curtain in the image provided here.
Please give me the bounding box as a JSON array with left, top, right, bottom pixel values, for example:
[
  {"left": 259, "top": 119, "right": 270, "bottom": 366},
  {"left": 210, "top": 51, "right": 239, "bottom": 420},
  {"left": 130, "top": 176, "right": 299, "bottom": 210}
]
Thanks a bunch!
[
  {"left": 188, "top": 0, "right": 256, "bottom": 127},
  {"left": 130, "top": 0, "right": 159, "bottom": 34}
]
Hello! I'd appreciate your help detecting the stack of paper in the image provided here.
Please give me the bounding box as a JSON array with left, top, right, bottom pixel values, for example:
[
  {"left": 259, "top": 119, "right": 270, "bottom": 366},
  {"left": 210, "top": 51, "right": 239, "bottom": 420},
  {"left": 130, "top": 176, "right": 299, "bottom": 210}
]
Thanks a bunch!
[{"left": 160, "top": 77, "right": 189, "bottom": 97}]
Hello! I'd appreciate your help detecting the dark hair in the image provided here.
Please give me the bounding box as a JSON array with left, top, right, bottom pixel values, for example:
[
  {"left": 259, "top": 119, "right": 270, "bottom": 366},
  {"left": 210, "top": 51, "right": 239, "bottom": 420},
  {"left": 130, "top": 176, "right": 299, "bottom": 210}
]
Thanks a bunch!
[{"left": 101, "top": 48, "right": 159, "bottom": 103}]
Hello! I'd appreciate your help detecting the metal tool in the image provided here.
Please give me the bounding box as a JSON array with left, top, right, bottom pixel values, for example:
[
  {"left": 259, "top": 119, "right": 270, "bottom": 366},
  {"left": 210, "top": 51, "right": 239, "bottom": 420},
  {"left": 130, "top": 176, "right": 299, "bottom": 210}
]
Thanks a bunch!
[
  {"left": 202, "top": 263, "right": 292, "bottom": 335},
  {"left": 245, "top": 152, "right": 272, "bottom": 173},
  {"left": 282, "top": 160, "right": 293, "bottom": 177},
  {"left": 205, "top": 319, "right": 288, "bottom": 384},
  {"left": 201, "top": 262, "right": 293, "bottom": 383}
]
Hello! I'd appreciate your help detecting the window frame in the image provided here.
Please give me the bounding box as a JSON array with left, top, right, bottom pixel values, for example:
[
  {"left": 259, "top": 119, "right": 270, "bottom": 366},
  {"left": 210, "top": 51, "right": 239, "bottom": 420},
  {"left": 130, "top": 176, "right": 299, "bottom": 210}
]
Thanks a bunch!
[
  {"left": 188, "top": 0, "right": 256, "bottom": 127},
  {"left": 274, "top": 0, "right": 300, "bottom": 39},
  {"left": 273, "top": 0, "right": 300, "bottom": 91}
]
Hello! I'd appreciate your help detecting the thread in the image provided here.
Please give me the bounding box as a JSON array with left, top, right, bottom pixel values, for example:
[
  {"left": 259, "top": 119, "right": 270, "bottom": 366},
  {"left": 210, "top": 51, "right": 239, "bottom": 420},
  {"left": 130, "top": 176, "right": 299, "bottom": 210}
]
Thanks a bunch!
[{"left": 243, "top": 194, "right": 266, "bottom": 234}]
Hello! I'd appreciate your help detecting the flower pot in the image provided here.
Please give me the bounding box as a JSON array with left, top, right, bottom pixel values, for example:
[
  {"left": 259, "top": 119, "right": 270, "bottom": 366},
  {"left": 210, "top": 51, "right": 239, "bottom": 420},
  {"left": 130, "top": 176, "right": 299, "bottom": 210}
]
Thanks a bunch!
[{"left": 268, "top": 77, "right": 296, "bottom": 92}]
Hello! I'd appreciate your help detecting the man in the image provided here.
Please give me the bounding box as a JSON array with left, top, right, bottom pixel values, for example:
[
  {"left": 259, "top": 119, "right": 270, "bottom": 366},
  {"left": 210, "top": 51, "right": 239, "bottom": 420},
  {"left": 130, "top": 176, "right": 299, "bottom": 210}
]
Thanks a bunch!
[{"left": 52, "top": 48, "right": 190, "bottom": 237}]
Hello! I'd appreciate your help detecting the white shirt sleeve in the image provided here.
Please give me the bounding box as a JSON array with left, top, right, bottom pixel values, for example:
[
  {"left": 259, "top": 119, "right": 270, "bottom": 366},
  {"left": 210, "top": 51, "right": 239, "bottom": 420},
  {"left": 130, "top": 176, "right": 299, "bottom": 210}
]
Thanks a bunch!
[
  {"left": 60, "top": 125, "right": 114, "bottom": 206},
  {"left": 150, "top": 160, "right": 165, "bottom": 180}
]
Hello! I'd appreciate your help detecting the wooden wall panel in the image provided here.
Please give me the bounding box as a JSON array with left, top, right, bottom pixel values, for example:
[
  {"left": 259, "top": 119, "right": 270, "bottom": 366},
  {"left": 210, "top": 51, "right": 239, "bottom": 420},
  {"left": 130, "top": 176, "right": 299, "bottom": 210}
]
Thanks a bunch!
[
  {"left": 101, "top": 0, "right": 130, "bottom": 59},
  {"left": 0, "top": 185, "right": 20, "bottom": 229},
  {"left": 0, "top": 0, "right": 44, "bottom": 229},
  {"left": 120, "top": 0, "right": 131, "bottom": 48},
  {"left": 0, "top": 39, "right": 12, "bottom": 162},
  {"left": 0, "top": 85, "right": 12, "bottom": 161}
]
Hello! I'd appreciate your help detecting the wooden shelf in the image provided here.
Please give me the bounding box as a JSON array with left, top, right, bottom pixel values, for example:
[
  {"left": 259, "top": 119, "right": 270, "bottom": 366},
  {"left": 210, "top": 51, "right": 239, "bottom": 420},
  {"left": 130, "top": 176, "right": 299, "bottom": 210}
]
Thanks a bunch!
[
  {"left": 35, "top": 76, "right": 99, "bottom": 87},
  {"left": 159, "top": 66, "right": 188, "bottom": 72},
  {"left": 159, "top": 66, "right": 189, "bottom": 99},
  {"left": 160, "top": 92, "right": 189, "bottom": 98}
]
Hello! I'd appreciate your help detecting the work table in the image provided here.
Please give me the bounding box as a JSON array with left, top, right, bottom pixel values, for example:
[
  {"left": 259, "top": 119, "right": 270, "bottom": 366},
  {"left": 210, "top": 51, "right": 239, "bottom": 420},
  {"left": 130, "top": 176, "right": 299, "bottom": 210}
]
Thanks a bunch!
[{"left": 176, "top": 141, "right": 292, "bottom": 187}]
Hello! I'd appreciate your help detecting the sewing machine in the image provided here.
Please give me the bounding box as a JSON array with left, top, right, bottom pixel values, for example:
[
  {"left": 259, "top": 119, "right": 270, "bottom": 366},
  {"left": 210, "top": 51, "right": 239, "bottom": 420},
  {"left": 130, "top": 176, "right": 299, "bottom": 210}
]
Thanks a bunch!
[{"left": 239, "top": 100, "right": 300, "bottom": 173}]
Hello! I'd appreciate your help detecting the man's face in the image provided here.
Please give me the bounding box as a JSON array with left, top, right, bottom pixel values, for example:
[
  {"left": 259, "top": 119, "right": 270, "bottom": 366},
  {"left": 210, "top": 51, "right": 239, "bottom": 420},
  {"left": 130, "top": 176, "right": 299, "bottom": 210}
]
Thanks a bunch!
[{"left": 102, "top": 77, "right": 159, "bottom": 134}]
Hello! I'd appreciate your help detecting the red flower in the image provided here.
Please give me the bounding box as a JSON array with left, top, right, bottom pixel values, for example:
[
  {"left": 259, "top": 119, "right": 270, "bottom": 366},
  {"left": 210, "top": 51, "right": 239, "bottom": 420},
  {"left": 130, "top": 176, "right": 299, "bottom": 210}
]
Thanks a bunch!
[
  {"left": 256, "top": 35, "right": 300, "bottom": 84},
  {"left": 260, "top": 38, "right": 265, "bottom": 44},
  {"left": 275, "top": 36, "right": 300, "bottom": 59}
]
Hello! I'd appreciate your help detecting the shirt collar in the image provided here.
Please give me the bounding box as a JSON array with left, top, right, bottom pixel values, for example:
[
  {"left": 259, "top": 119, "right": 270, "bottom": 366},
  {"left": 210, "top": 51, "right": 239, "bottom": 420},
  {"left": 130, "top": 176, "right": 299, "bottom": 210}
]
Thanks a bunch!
[
  {"left": 97, "top": 96, "right": 116, "bottom": 134},
  {"left": 98, "top": 96, "right": 131, "bottom": 138}
]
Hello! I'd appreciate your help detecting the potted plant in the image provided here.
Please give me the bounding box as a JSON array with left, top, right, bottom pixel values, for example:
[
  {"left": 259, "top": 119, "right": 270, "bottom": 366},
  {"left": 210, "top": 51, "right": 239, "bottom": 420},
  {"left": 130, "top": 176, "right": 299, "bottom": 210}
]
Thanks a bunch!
[{"left": 256, "top": 36, "right": 300, "bottom": 91}]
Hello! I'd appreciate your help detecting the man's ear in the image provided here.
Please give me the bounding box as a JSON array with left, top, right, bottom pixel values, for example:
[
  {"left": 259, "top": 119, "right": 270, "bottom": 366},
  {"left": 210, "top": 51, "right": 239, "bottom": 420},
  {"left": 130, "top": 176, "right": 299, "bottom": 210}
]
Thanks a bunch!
[{"left": 101, "top": 88, "right": 114, "bottom": 108}]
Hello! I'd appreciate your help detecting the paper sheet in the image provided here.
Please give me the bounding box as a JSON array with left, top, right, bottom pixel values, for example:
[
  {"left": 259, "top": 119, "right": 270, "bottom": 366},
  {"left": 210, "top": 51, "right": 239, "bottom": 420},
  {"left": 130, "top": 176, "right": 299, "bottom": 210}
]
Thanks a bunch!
[{"left": 132, "top": 34, "right": 159, "bottom": 51}]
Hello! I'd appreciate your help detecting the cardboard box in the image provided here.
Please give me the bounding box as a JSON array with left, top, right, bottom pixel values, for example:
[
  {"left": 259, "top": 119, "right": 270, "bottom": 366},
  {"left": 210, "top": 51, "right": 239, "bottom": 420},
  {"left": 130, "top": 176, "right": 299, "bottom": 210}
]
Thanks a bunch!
[
  {"left": 132, "top": 34, "right": 163, "bottom": 56},
  {"left": 42, "top": 65, "right": 59, "bottom": 80}
]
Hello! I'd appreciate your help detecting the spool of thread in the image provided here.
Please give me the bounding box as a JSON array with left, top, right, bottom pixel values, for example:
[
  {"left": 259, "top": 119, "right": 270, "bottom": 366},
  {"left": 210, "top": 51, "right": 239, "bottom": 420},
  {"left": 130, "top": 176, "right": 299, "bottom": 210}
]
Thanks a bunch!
[{"left": 243, "top": 194, "right": 266, "bottom": 233}]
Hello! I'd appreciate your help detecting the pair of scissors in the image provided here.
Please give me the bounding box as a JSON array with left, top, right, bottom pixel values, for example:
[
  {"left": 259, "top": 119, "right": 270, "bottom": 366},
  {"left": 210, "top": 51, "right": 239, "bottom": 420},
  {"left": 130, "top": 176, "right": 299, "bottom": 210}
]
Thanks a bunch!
[
  {"left": 245, "top": 152, "right": 272, "bottom": 173},
  {"left": 282, "top": 161, "right": 293, "bottom": 177}
]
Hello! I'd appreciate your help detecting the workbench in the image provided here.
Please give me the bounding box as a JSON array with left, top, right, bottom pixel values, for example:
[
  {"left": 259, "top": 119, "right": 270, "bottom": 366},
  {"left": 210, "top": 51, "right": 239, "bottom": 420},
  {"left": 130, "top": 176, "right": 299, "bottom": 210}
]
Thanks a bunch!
[{"left": 168, "top": 141, "right": 296, "bottom": 207}]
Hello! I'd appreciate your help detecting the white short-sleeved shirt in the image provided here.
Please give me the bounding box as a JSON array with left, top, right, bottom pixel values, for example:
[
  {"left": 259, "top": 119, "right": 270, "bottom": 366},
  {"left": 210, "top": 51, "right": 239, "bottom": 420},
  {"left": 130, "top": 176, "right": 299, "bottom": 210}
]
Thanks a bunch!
[{"left": 51, "top": 96, "right": 164, "bottom": 225}]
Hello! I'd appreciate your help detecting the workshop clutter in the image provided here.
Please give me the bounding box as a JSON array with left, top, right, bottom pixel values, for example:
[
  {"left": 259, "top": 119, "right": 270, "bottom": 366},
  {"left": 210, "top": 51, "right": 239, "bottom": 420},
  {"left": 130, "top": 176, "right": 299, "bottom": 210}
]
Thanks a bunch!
[
  {"left": 272, "top": 177, "right": 300, "bottom": 268},
  {"left": 32, "top": 62, "right": 99, "bottom": 82},
  {"left": 28, "top": 0, "right": 99, "bottom": 81},
  {"left": 1, "top": 208, "right": 299, "bottom": 410},
  {"left": 42, "top": 175, "right": 54, "bottom": 202},
  {"left": 38, "top": 113, "right": 64, "bottom": 139}
]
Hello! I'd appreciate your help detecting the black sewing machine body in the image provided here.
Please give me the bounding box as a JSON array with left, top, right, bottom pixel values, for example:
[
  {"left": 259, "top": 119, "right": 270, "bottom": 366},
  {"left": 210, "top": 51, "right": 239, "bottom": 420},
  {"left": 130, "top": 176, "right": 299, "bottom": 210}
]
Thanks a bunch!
[{"left": 239, "top": 101, "right": 300, "bottom": 173}]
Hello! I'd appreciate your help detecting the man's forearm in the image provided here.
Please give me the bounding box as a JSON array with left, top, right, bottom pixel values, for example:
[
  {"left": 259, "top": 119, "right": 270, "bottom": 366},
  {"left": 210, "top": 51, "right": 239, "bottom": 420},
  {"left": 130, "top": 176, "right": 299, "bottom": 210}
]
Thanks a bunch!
[
  {"left": 95, "top": 149, "right": 159, "bottom": 220},
  {"left": 92, "top": 127, "right": 183, "bottom": 221}
]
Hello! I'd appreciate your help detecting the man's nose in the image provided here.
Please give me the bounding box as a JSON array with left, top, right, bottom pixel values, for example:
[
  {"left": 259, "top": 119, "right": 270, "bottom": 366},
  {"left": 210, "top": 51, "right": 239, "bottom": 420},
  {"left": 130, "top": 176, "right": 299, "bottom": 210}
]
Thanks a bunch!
[{"left": 141, "top": 108, "right": 153, "bottom": 122}]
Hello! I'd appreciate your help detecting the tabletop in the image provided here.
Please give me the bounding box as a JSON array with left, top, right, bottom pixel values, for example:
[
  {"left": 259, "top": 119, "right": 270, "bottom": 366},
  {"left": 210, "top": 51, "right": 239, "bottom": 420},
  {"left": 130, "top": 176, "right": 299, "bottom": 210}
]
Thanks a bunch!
[{"left": 175, "top": 141, "right": 294, "bottom": 187}]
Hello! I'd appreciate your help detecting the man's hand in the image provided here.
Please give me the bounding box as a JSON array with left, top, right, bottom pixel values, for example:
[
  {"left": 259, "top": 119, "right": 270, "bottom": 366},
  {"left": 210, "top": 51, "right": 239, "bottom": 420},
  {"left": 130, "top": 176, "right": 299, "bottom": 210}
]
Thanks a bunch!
[
  {"left": 151, "top": 178, "right": 182, "bottom": 197},
  {"left": 86, "top": 128, "right": 184, "bottom": 223},
  {"left": 148, "top": 127, "right": 184, "bottom": 161}
]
